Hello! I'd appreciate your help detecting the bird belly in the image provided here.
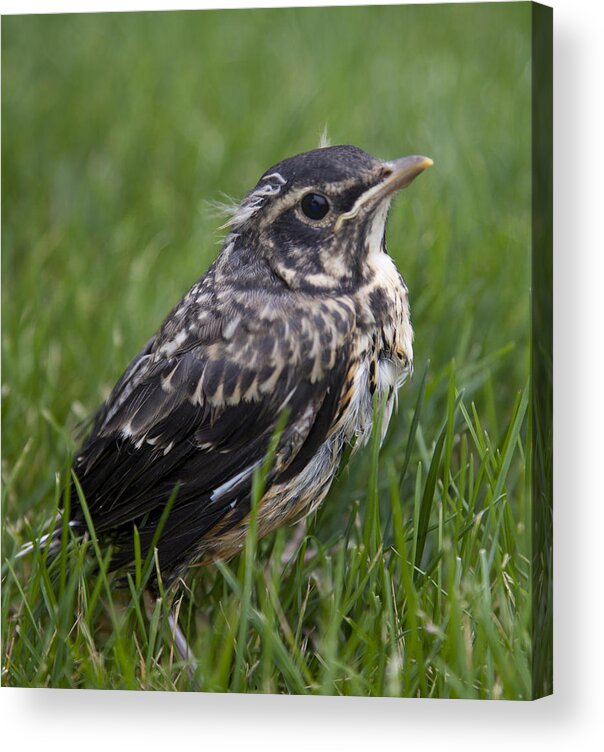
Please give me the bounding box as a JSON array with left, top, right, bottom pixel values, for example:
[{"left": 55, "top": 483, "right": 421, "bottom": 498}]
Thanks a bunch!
[{"left": 255, "top": 347, "right": 410, "bottom": 535}]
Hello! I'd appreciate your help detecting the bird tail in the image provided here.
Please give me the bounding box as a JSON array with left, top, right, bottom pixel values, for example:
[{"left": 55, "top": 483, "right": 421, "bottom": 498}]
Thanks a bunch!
[{"left": 15, "top": 515, "right": 81, "bottom": 560}]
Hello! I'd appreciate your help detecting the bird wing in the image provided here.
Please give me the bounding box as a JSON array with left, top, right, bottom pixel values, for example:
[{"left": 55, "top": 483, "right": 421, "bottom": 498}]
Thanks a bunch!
[{"left": 71, "top": 281, "right": 357, "bottom": 577}]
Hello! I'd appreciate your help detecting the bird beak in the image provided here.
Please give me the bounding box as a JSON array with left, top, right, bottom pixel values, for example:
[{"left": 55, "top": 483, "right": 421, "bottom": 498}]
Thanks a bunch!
[
  {"left": 379, "top": 155, "right": 434, "bottom": 197},
  {"left": 334, "top": 155, "right": 433, "bottom": 232}
]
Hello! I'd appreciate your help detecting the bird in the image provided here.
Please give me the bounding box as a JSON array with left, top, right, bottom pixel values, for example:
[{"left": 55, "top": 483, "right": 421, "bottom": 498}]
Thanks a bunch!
[{"left": 63, "top": 144, "right": 432, "bottom": 649}]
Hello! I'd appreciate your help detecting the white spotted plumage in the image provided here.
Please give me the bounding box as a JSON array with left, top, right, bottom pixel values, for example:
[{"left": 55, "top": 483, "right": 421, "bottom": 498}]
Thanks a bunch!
[{"left": 58, "top": 144, "right": 431, "bottom": 588}]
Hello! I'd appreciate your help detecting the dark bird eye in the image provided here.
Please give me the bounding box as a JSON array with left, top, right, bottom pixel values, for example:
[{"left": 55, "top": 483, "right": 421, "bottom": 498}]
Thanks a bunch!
[{"left": 301, "top": 192, "right": 330, "bottom": 220}]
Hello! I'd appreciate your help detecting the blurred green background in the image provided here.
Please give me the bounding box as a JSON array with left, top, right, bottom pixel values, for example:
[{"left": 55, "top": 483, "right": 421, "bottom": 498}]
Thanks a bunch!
[
  {"left": 2, "top": 3, "right": 531, "bottom": 506},
  {"left": 2, "top": 3, "right": 535, "bottom": 695}
]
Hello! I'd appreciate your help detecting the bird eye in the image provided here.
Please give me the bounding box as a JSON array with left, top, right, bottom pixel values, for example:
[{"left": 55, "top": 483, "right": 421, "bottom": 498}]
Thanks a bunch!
[{"left": 300, "top": 192, "right": 330, "bottom": 220}]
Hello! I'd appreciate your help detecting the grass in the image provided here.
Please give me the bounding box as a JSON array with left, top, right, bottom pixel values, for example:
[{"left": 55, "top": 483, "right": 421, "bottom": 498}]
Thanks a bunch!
[{"left": 2, "top": 4, "right": 539, "bottom": 696}]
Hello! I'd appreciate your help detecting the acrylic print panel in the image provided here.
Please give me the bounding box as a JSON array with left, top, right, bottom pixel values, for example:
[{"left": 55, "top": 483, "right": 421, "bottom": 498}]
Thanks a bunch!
[{"left": 1, "top": 2, "right": 552, "bottom": 698}]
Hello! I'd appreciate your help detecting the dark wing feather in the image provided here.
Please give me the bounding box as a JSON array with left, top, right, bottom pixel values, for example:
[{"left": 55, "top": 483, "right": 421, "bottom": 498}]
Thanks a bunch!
[{"left": 70, "top": 280, "right": 355, "bottom": 583}]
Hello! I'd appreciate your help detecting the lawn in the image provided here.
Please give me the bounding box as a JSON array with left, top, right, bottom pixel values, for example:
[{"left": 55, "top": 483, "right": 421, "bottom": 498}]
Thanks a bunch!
[{"left": 1, "top": 3, "right": 545, "bottom": 697}]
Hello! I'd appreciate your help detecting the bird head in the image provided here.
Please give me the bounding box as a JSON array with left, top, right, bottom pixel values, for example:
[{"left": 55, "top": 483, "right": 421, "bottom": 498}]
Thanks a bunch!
[{"left": 224, "top": 145, "right": 433, "bottom": 292}]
